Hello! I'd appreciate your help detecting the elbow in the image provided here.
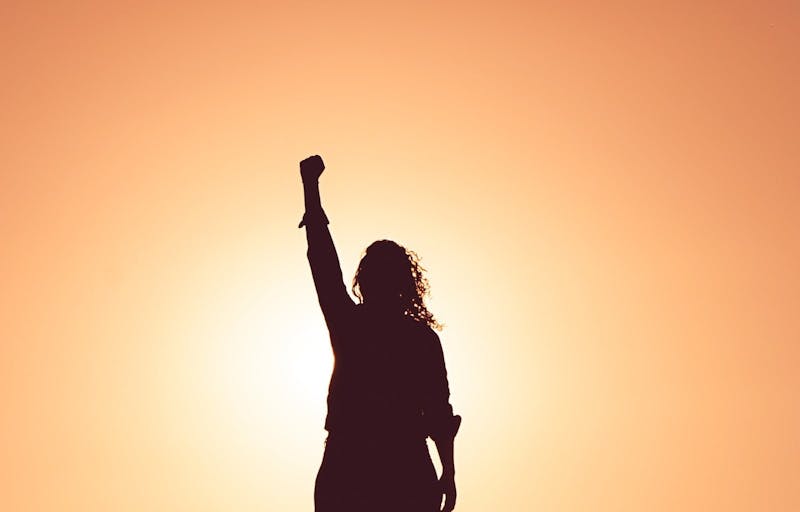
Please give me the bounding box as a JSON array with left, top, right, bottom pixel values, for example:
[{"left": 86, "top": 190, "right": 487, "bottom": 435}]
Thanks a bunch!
[{"left": 427, "top": 413, "right": 462, "bottom": 442}]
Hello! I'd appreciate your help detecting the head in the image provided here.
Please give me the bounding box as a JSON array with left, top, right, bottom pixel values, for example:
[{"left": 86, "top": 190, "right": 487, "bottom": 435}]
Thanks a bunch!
[{"left": 352, "top": 240, "right": 441, "bottom": 330}]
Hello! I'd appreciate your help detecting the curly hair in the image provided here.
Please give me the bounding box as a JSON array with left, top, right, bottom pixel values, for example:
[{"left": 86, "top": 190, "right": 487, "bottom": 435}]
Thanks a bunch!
[{"left": 352, "top": 240, "right": 442, "bottom": 331}]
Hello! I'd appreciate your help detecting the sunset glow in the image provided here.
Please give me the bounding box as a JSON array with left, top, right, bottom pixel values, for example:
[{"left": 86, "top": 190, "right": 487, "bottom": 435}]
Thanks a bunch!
[{"left": 2, "top": 2, "right": 799, "bottom": 511}]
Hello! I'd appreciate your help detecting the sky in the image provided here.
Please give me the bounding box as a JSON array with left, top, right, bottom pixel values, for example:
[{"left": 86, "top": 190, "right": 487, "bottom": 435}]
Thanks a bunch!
[{"left": 1, "top": 1, "right": 799, "bottom": 511}]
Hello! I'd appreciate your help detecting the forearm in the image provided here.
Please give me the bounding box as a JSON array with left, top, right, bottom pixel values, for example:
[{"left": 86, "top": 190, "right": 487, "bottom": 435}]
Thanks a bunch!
[
  {"left": 303, "top": 179, "right": 322, "bottom": 214},
  {"left": 301, "top": 179, "right": 335, "bottom": 265},
  {"left": 435, "top": 430, "right": 458, "bottom": 512},
  {"left": 434, "top": 419, "right": 459, "bottom": 512},
  {"left": 434, "top": 436, "right": 456, "bottom": 476},
  {"left": 299, "top": 178, "right": 328, "bottom": 228}
]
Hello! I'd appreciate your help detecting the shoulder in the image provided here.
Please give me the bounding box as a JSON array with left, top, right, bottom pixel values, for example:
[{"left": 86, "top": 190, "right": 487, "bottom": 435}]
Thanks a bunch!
[
  {"left": 401, "top": 313, "right": 432, "bottom": 333},
  {"left": 405, "top": 317, "right": 440, "bottom": 350}
]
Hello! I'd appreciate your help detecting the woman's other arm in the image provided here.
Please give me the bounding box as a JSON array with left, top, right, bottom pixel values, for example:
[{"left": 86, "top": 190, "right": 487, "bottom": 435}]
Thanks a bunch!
[
  {"left": 298, "top": 155, "right": 354, "bottom": 330},
  {"left": 433, "top": 432, "right": 458, "bottom": 512},
  {"left": 424, "top": 330, "right": 461, "bottom": 512}
]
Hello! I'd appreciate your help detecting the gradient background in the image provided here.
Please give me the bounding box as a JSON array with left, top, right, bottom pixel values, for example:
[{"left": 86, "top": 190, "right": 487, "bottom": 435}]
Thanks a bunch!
[{"left": 2, "top": 1, "right": 799, "bottom": 511}]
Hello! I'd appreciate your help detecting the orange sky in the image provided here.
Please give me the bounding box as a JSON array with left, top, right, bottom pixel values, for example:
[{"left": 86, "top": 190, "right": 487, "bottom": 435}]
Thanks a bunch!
[{"left": 2, "top": 1, "right": 799, "bottom": 511}]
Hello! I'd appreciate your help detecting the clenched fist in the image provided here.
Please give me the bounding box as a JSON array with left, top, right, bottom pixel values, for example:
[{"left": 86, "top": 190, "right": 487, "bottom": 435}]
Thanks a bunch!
[{"left": 300, "top": 155, "right": 325, "bottom": 182}]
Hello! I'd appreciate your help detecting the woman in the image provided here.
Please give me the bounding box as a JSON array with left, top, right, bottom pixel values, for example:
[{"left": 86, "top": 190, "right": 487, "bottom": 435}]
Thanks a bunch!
[{"left": 298, "top": 155, "right": 461, "bottom": 512}]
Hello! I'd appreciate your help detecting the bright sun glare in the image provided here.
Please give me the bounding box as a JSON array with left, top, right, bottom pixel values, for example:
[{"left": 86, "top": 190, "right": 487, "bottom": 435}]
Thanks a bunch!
[{"left": 190, "top": 271, "right": 335, "bottom": 455}]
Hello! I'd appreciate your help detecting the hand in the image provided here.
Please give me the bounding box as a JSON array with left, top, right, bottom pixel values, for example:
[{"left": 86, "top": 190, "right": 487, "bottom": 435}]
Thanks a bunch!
[
  {"left": 300, "top": 155, "right": 325, "bottom": 182},
  {"left": 439, "top": 472, "right": 456, "bottom": 512}
]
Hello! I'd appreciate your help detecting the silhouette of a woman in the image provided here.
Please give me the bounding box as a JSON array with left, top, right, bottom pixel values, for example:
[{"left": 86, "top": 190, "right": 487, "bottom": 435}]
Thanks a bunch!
[{"left": 298, "top": 155, "right": 461, "bottom": 512}]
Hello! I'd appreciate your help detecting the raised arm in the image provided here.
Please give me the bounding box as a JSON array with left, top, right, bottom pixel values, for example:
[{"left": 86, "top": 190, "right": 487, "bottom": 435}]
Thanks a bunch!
[{"left": 298, "top": 155, "right": 355, "bottom": 331}]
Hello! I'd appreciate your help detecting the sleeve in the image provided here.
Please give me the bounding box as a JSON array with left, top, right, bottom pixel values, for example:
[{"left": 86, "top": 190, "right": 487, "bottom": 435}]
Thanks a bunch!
[
  {"left": 300, "top": 207, "right": 355, "bottom": 333},
  {"left": 421, "top": 329, "right": 461, "bottom": 441}
]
